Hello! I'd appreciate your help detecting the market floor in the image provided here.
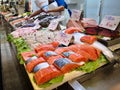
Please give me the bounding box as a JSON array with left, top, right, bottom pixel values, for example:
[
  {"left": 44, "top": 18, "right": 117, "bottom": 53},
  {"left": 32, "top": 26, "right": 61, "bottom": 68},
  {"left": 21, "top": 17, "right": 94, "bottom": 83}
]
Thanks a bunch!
[
  {"left": 0, "top": 19, "right": 33, "bottom": 90},
  {"left": 81, "top": 63, "right": 120, "bottom": 90}
]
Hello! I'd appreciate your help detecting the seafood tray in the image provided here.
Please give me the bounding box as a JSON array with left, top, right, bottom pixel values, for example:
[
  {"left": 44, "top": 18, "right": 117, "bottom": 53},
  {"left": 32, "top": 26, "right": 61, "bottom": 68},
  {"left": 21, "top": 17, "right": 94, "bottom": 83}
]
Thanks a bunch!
[
  {"left": 23, "top": 33, "right": 119, "bottom": 90},
  {"left": 98, "top": 24, "right": 120, "bottom": 47},
  {"left": 98, "top": 37, "right": 120, "bottom": 47}
]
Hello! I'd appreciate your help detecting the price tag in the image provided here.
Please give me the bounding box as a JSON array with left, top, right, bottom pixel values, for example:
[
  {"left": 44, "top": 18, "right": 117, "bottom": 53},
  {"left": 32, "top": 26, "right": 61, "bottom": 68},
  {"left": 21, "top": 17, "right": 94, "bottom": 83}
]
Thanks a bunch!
[
  {"left": 99, "top": 15, "right": 120, "bottom": 30},
  {"left": 71, "top": 9, "right": 82, "bottom": 21},
  {"left": 48, "top": 20, "right": 59, "bottom": 31},
  {"left": 54, "top": 32, "right": 73, "bottom": 46}
]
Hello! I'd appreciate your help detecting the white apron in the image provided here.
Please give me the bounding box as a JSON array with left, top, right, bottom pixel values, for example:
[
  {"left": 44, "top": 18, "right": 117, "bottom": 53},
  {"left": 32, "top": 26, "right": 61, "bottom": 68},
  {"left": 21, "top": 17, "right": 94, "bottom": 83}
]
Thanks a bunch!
[
  {"left": 32, "top": 0, "right": 48, "bottom": 12},
  {"left": 48, "top": 1, "right": 70, "bottom": 26}
]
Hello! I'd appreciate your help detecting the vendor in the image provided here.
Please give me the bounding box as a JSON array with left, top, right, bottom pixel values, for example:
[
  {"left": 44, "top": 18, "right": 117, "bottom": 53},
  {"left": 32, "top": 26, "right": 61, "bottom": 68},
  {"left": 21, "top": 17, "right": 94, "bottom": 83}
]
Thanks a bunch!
[
  {"left": 45, "top": 0, "right": 71, "bottom": 16},
  {"left": 26, "top": 0, "right": 71, "bottom": 25}
]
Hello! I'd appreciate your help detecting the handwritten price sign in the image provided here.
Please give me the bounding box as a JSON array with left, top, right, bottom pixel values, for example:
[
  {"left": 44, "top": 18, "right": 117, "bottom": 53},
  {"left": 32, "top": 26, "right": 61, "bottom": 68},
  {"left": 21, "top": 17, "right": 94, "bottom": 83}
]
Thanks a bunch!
[
  {"left": 54, "top": 32, "right": 73, "bottom": 46},
  {"left": 99, "top": 15, "right": 120, "bottom": 30},
  {"left": 71, "top": 9, "right": 82, "bottom": 21},
  {"left": 48, "top": 20, "right": 59, "bottom": 31}
]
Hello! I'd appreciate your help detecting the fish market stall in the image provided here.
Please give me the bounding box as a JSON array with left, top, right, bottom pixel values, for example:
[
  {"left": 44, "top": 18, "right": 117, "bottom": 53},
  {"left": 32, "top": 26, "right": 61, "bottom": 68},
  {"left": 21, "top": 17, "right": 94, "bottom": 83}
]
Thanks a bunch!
[{"left": 0, "top": 11, "right": 120, "bottom": 90}]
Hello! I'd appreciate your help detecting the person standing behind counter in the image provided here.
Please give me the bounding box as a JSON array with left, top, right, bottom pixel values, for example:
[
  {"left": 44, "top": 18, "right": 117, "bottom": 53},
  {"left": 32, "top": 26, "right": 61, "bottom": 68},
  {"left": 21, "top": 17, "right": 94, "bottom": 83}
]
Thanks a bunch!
[
  {"left": 26, "top": 0, "right": 71, "bottom": 25},
  {"left": 45, "top": 0, "right": 71, "bottom": 16}
]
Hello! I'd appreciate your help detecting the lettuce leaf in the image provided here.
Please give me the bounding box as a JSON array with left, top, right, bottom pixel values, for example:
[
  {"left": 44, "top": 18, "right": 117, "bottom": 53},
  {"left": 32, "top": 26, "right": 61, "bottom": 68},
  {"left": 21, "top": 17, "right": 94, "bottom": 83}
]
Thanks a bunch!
[
  {"left": 7, "top": 34, "right": 31, "bottom": 64},
  {"left": 76, "top": 54, "right": 108, "bottom": 73},
  {"left": 7, "top": 34, "right": 14, "bottom": 42},
  {"left": 39, "top": 75, "right": 64, "bottom": 88},
  {"left": 17, "top": 48, "right": 31, "bottom": 64}
]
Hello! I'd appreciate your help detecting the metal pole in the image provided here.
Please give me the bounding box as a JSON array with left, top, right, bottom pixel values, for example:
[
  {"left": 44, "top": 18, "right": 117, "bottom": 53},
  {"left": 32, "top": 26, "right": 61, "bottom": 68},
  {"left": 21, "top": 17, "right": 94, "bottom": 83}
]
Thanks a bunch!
[{"left": 68, "top": 80, "right": 86, "bottom": 90}]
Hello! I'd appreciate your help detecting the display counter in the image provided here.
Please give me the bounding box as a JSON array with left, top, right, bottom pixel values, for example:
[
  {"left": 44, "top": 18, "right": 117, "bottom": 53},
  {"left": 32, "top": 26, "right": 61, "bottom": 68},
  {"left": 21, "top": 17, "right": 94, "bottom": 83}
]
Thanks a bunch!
[{"left": 0, "top": 12, "right": 120, "bottom": 90}]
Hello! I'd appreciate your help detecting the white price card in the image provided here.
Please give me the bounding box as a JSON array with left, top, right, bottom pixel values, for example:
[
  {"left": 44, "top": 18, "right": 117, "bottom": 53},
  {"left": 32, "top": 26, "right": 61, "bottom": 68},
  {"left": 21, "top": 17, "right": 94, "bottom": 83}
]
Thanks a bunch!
[
  {"left": 99, "top": 15, "right": 120, "bottom": 30},
  {"left": 48, "top": 20, "right": 59, "bottom": 31},
  {"left": 71, "top": 9, "right": 82, "bottom": 21},
  {"left": 54, "top": 32, "right": 73, "bottom": 46}
]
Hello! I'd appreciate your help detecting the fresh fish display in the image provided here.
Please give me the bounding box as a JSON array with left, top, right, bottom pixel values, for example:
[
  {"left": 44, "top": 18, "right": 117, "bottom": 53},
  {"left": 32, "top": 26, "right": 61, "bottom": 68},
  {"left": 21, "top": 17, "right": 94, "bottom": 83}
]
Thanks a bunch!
[
  {"left": 33, "top": 62, "right": 50, "bottom": 73},
  {"left": 25, "top": 56, "right": 38, "bottom": 64},
  {"left": 62, "top": 51, "right": 87, "bottom": 62},
  {"left": 26, "top": 57, "right": 45, "bottom": 73},
  {"left": 34, "top": 44, "right": 55, "bottom": 53},
  {"left": 47, "top": 55, "right": 63, "bottom": 65},
  {"left": 53, "top": 58, "right": 81, "bottom": 73},
  {"left": 21, "top": 51, "right": 37, "bottom": 61},
  {"left": 80, "top": 35, "right": 97, "bottom": 44},
  {"left": 74, "top": 33, "right": 114, "bottom": 59},
  {"left": 34, "top": 65, "right": 61, "bottom": 85},
  {"left": 65, "top": 27, "right": 82, "bottom": 34},
  {"left": 55, "top": 47, "right": 70, "bottom": 54}
]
